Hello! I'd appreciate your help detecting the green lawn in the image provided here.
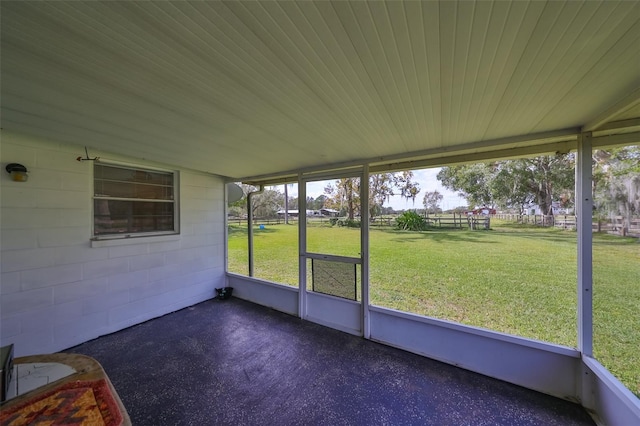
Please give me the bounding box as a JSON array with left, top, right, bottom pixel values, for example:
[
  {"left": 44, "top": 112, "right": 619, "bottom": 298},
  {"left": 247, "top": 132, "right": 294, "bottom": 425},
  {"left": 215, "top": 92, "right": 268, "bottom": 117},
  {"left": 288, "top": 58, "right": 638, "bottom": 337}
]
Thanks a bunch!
[{"left": 227, "top": 220, "right": 639, "bottom": 396}]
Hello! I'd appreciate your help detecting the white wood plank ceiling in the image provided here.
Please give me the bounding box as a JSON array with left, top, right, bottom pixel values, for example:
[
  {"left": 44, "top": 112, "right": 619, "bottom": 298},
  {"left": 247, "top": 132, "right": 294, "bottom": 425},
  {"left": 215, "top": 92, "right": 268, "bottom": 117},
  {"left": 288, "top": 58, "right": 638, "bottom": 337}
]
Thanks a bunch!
[{"left": 1, "top": 1, "right": 639, "bottom": 179}]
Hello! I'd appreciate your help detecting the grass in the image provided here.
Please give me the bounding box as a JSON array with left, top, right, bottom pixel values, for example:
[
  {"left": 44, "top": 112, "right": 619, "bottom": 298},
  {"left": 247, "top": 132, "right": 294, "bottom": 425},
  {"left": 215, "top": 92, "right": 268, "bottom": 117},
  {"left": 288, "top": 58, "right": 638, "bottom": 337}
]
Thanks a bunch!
[{"left": 227, "top": 219, "right": 640, "bottom": 397}]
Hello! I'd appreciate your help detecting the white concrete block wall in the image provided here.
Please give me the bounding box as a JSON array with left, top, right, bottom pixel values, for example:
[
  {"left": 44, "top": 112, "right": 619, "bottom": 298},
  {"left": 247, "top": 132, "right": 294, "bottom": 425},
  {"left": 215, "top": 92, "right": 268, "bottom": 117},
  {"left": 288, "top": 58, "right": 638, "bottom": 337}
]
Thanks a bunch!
[{"left": 1, "top": 131, "right": 225, "bottom": 356}]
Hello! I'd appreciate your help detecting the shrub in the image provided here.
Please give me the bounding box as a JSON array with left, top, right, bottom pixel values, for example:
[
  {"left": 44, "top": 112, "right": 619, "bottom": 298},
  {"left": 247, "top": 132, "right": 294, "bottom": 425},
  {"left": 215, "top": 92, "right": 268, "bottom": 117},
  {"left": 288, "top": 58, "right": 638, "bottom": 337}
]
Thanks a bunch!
[
  {"left": 337, "top": 218, "right": 361, "bottom": 228},
  {"left": 396, "top": 211, "right": 427, "bottom": 231}
]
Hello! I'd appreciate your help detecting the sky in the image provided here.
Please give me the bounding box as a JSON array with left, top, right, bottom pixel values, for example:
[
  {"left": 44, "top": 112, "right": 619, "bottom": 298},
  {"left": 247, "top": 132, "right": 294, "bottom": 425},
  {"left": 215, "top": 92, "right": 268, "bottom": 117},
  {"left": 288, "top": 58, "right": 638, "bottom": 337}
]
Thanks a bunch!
[{"left": 279, "top": 167, "right": 468, "bottom": 211}]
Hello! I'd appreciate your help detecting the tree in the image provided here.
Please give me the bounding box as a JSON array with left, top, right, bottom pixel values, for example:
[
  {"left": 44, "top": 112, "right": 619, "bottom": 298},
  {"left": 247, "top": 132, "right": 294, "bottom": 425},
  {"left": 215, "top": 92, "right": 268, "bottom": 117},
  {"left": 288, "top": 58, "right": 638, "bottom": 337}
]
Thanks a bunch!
[
  {"left": 438, "top": 154, "right": 575, "bottom": 214},
  {"left": 284, "top": 183, "right": 291, "bottom": 224},
  {"left": 437, "top": 163, "right": 496, "bottom": 208},
  {"left": 228, "top": 184, "right": 286, "bottom": 219},
  {"left": 251, "top": 188, "right": 284, "bottom": 218},
  {"left": 517, "top": 155, "right": 574, "bottom": 215},
  {"left": 324, "top": 172, "right": 420, "bottom": 219},
  {"left": 422, "top": 191, "right": 443, "bottom": 215},
  {"left": 303, "top": 194, "right": 328, "bottom": 210},
  {"left": 593, "top": 145, "right": 640, "bottom": 231}
]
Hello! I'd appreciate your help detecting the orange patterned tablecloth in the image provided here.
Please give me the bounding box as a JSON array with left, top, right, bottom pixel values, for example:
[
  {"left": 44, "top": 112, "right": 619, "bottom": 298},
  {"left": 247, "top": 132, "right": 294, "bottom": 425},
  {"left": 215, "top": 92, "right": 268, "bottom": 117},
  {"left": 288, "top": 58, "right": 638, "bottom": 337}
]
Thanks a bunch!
[{"left": 0, "top": 354, "right": 130, "bottom": 426}]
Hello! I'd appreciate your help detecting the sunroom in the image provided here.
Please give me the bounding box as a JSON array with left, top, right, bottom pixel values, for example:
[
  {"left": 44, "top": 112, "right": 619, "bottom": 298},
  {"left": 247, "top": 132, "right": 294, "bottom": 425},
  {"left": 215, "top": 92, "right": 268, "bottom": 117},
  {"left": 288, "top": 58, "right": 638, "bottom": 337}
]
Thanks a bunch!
[{"left": 1, "top": 1, "right": 639, "bottom": 424}]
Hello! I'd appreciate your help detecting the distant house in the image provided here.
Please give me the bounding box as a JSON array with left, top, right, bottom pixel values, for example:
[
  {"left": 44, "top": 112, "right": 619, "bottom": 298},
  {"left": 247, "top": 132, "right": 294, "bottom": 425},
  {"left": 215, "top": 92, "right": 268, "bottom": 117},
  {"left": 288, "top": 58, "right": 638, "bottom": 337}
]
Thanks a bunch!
[
  {"left": 277, "top": 209, "right": 300, "bottom": 217},
  {"left": 467, "top": 208, "right": 496, "bottom": 215},
  {"left": 319, "top": 208, "right": 339, "bottom": 217},
  {"left": 526, "top": 202, "right": 573, "bottom": 215},
  {"left": 277, "top": 209, "right": 338, "bottom": 217}
]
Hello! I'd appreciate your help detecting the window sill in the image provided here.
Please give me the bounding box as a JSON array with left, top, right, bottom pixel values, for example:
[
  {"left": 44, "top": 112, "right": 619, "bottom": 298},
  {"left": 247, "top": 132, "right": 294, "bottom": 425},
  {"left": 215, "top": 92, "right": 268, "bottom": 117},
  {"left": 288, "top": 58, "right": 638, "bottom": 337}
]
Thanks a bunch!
[{"left": 90, "top": 233, "right": 180, "bottom": 248}]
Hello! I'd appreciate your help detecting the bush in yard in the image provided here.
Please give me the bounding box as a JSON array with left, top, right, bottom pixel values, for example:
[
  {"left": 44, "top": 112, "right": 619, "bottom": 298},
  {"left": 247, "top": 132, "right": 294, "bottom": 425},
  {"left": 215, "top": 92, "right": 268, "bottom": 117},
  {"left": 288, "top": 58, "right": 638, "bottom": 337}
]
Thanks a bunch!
[
  {"left": 337, "top": 218, "right": 361, "bottom": 228},
  {"left": 396, "top": 211, "right": 427, "bottom": 231}
]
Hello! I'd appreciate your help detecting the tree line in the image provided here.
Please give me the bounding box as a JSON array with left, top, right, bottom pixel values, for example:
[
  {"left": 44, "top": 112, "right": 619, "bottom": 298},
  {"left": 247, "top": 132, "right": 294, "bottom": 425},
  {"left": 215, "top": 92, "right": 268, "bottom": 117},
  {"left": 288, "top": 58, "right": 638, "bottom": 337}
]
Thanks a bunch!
[
  {"left": 229, "top": 146, "right": 639, "bottom": 226},
  {"left": 438, "top": 146, "right": 639, "bottom": 225}
]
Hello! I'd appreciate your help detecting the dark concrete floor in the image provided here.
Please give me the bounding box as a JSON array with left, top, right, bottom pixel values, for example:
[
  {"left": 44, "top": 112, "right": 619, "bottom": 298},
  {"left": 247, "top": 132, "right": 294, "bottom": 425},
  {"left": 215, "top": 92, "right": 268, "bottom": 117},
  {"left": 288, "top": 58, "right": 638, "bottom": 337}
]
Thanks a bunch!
[{"left": 65, "top": 298, "right": 595, "bottom": 426}]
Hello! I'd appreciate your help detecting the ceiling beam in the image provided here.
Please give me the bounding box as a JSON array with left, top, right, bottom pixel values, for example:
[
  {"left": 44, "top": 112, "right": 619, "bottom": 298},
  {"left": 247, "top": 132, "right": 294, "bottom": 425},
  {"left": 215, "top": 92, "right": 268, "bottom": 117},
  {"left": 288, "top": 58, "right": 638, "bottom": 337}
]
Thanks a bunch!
[
  {"left": 592, "top": 131, "right": 640, "bottom": 149},
  {"left": 370, "top": 140, "right": 577, "bottom": 173},
  {"left": 239, "top": 128, "right": 579, "bottom": 183}
]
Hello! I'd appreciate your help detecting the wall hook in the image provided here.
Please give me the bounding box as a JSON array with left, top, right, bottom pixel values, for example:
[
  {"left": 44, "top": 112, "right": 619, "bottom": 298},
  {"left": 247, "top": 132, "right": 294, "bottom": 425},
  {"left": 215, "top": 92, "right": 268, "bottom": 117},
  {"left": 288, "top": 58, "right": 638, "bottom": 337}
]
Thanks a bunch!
[{"left": 77, "top": 147, "right": 100, "bottom": 162}]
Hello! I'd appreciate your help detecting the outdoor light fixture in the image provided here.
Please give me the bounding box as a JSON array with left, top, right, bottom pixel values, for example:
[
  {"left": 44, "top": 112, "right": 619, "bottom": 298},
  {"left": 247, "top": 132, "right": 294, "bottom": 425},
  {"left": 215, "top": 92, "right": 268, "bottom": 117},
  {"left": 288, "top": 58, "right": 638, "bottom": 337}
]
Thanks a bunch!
[{"left": 5, "top": 163, "right": 29, "bottom": 182}]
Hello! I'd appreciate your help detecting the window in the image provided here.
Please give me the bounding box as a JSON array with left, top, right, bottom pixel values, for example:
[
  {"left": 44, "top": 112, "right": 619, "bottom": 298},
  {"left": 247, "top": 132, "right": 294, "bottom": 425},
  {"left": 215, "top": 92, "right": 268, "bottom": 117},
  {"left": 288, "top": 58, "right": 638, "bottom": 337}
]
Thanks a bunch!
[
  {"left": 369, "top": 158, "right": 578, "bottom": 347},
  {"left": 93, "top": 163, "right": 177, "bottom": 238},
  {"left": 227, "top": 183, "right": 299, "bottom": 286}
]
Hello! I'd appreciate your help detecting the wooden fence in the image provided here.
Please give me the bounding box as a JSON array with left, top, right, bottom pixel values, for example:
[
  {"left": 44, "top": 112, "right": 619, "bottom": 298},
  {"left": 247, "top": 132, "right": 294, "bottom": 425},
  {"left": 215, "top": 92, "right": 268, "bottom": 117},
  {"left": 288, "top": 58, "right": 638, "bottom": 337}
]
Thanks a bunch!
[
  {"left": 229, "top": 214, "right": 491, "bottom": 230},
  {"left": 227, "top": 216, "right": 338, "bottom": 226},
  {"left": 492, "top": 214, "right": 640, "bottom": 236}
]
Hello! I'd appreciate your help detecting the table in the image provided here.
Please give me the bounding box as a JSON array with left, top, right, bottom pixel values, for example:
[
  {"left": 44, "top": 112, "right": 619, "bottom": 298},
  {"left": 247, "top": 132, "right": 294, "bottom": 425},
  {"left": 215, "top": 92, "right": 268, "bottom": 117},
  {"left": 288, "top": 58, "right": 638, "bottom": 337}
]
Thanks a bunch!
[{"left": 0, "top": 353, "right": 131, "bottom": 425}]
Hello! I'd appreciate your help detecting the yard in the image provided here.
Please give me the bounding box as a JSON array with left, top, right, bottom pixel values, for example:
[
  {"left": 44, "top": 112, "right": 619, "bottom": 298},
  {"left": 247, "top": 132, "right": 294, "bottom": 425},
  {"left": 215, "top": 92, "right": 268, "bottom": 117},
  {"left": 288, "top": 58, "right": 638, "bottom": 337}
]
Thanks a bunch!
[{"left": 227, "top": 219, "right": 639, "bottom": 397}]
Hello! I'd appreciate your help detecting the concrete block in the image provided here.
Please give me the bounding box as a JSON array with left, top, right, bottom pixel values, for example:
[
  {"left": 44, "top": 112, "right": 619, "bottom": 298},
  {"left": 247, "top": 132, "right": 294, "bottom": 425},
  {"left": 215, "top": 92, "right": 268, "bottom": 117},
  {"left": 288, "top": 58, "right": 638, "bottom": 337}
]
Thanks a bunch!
[
  {"left": 21, "top": 264, "right": 83, "bottom": 290},
  {"left": 0, "top": 188, "right": 38, "bottom": 209},
  {"left": 34, "top": 188, "right": 87, "bottom": 209},
  {"left": 108, "top": 244, "right": 149, "bottom": 258},
  {"left": 82, "top": 290, "right": 130, "bottom": 315},
  {"left": 148, "top": 263, "right": 181, "bottom": 282},
  {"left": 129, "top": 281, "right": 163, "bottom": 302},
  {"left": 0, "top": 229, "right": 38, "bottom": 250},
  {"left": 0, "top": 272, "right": 21, "bottom": 295},
  {"left": 107, "top": 269, "right": 149, "bottom": 293},
  {"left": 53, "top": 244, "right": 109, "bottom": 265},
  {"left": 0, "top": 248, "right": 55, "bottom": 272},
  {"left": 53, "top": 314, "right": 109, "bottom": 352},
  {"left": 82, "top": 257, "right": 129, "bottom": 280},
  {"left": 52, "top": 300, "right": 85, "bottom": 325},
  {"left": 4, "top": 329, "right": 54, "bottom": 357},
  {"left": 148, "top": 240, "right": 181, "bottom": 253},
  {"left": 129, "top": 253, "right": 165, "bottom": 272},
  {"left": 1, "top": 208, "right": 54, "bottom": 229},
  {"left": 61, "top": 171, "right": 91, "bottom": 191},
  {"left": 1, "top": 287, "right": 53, "bottom": 316},
  {"left": 38, "top": 227, "right": 88, "bottom": 248},
  {"left": 53, "top": 277, "right": 108, "bottom": 304},
  {"left": 56, "top": 209, "right": 92, "bottom": 228},
  {"left": 0, "top": 316, "right": 21, "bottom": 339},
  {"left": 27, "top": 169, "right": 63, "bottom": 190}
]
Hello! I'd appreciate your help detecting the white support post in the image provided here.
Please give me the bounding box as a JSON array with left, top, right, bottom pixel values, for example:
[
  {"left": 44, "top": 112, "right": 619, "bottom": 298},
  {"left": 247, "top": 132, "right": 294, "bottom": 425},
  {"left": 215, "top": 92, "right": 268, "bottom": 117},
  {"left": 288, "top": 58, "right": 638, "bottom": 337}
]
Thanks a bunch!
[
  {"left": 361, "top": 165, "right": 371, "bottom": 338},
  {"left": 247, "top": 185, "right": 264, "bottom": 277},
  {"left": 298, "top": 173, "right": 307, "bottom": 319},
  {"left": 576, "top": 132, "right": 593, "bottom": 356}
]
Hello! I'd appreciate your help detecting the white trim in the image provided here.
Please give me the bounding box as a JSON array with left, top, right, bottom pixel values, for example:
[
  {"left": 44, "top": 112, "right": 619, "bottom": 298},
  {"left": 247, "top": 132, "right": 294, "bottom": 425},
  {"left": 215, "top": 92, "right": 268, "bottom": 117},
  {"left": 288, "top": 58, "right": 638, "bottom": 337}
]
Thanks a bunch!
[
  {"left": 90, "top": 233, "right": 180, "bottom": 248},
  {"left": 91, "top": 160, "right": 180, "bottom": 239},
  {"left": 227, "top": 273, "right": 299, "bottom": 317},
  {"left": 576, "top": 133, "right": 593, "bottom": 357},
  {"left": 304, "top": 252, "right": 361, "bottom": 264},
  {"left": 592, "top": 131, "right": 640, "bottom": 148},
  {"left": 226, "top": 272, "right": 299, "bottom": 291},
  {"left": 305, "top": 316, "right": 362, "bottom": 336},
  {"left": 369, "top": 308, "right": 581, "bottom": 400},
  {"left": 361, "top": 164, "right": 371, "bottom": 339},
  {"left": 300, "top": 166, "right": 364, "bottom": 181},
  {"left": 368, "top": 305, "right": 579, "bottom": 357},
  {"left": 298, "top": 172, "right": 307, "bottom": 320},
  {"left": 305, "top": 289, "right": 362, "bottom": 306},
  {"left": 94, "top": 196, "right": 174, "bottom": 203},
  {"left": 238, "top": 128, "right": 579, "bottom": 183},
  {"left": 370, "top": 140, "right": 578, "bottom": 173},
  {"left": 94, "top": 158, "right": 176, "bottom": 174},
  {"left": 582, "top": 356, "right": 640, "bottom": 425}
]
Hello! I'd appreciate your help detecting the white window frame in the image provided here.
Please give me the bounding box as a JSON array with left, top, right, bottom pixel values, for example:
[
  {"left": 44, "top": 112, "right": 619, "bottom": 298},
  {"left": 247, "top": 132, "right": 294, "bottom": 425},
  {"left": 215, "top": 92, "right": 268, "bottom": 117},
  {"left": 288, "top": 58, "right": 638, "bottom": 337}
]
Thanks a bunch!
[{"left": 91, "top": 160, "right": 180, "bottom": 244}]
